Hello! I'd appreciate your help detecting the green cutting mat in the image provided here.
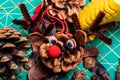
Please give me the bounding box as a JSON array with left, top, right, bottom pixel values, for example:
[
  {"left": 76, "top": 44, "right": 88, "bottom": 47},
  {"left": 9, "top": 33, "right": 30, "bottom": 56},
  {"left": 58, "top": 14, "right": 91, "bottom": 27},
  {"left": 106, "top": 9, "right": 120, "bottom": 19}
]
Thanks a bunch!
[{"left": 0, "top": 0, "right": 120, "bottom": 80}]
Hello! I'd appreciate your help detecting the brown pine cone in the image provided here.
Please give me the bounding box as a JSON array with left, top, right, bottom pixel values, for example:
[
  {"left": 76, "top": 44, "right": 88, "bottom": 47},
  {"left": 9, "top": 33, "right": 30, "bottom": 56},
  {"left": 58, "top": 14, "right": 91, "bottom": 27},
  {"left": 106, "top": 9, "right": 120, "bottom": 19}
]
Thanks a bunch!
[
  {"left": 38, "top": 32, "right": 84, "bottom": 73},
  {"left": 0, "top": 27, "right": 30, "bottom": 79},
  {"left": 72, "top": 70, "right": 86, "bottom": 80},
  {"left": 43, "top": 0, "right": 86, "bottom": 22}
]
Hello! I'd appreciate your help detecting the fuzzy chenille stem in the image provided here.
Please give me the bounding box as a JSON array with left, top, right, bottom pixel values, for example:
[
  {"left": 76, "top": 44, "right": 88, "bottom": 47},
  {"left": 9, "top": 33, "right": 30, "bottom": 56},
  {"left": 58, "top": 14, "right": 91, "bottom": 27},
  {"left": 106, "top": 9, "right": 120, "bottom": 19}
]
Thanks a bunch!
[
  {"left": 90, "top": 11, "right": 105, "bottom": 32},
  {"left": 19, "top": 4, "right": 32, "bottom": 24},
  {"left": 13, "top": 19, "right": 29, "bottom": 29},
  {"left": 95, "top": 32, "right": 112, "bottom": 45}
]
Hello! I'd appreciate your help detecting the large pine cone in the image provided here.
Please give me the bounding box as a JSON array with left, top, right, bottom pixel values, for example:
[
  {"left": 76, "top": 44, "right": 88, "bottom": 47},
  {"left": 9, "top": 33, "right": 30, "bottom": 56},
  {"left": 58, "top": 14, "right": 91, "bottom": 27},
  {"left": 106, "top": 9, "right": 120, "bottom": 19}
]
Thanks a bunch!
[
  {"left": 43, "top": 0, "right": 86, "bottom": 22},
  {"left": 0, "top": 28, "right": 30, "bottom": 79},
  {"left": 38, "top": 32, "right": 84, "bottom": 73}
]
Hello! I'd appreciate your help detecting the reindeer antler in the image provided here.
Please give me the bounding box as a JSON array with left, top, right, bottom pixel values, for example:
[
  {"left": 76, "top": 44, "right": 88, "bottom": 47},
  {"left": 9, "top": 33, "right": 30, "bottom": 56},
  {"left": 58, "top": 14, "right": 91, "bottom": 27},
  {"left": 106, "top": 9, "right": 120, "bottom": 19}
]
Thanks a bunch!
[
  {"left": 72, "top": 12, "right": 116, "bottom": 45},
  {"left": 13, "top": 4, "right": 46, "bottom": 33}
]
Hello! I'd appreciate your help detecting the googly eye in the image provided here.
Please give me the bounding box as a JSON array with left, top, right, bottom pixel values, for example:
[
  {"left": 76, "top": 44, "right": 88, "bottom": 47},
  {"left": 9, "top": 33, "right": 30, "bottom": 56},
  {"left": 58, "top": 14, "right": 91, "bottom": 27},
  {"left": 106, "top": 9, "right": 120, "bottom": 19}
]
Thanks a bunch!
[
  {"left": 48, "top": 36, "right": 57, "bottom": 44},
  {"left": 66, "top": 40, "right": 74, "bottom": 49}
]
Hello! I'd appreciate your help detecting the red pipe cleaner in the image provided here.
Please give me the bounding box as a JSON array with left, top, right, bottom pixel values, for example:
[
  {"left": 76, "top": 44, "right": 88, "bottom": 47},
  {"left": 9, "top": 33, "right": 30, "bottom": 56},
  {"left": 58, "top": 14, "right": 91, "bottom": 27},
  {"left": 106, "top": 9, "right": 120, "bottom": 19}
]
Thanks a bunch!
[{"left": 41, "top": 8, "right": 69, "bottom": 35}]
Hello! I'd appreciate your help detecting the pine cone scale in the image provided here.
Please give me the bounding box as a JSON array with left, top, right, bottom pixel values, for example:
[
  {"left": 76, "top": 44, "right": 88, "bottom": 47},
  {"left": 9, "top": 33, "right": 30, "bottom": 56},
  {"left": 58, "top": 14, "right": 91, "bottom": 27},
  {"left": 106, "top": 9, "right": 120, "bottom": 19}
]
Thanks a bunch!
[
  {"left": 0, "top": 34, "right": 6, "bottom": 39},
  {"left": 0, "top": 56, "right": 12, "bottom": 62},
  {"left": 8, "top": 35, "right": 20, "bottom": 41},
  {"left": 0, "top": 66, "right": 7, "bottom": 74},
  {"left": 10, "top": 63, "right": 19, "bottom": 70},
  {"left": 2, "top": 43, "right": 16, "bottom": 49},
  {"left": 16, "top": 51, "right": 26, "bottom": 58}
]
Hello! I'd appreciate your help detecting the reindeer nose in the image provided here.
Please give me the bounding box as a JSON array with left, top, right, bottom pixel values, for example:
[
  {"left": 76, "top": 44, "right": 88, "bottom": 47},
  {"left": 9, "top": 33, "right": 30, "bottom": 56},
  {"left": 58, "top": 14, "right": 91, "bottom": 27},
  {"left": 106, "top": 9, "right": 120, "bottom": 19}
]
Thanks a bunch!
[{"left": 48, "top": 45, "right": 61, "bottom": 58}]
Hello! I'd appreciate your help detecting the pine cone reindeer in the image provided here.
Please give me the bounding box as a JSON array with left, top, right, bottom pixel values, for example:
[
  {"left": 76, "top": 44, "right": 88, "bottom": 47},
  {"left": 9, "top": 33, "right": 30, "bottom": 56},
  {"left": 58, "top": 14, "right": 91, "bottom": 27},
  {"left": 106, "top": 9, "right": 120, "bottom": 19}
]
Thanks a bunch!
[
  {"left": 72, "top": 12, "right": 116, "bottom": 45},
  {"left": 13, "top": 3, "right": 87, "bottom": 80},
  {"left": 30, "top": 30, "right": 86, "bottom": 73}
]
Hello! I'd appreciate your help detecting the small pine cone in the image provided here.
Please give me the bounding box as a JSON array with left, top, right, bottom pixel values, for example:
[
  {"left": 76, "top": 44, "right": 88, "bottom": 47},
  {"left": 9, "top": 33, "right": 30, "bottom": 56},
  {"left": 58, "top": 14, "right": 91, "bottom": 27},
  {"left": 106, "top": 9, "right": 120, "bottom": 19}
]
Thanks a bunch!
[
  {"left": 39, "top": 32, "right": 84, "bottom": 73},
  {"left": 0, "top": 27, "right": 30, "bottom": 79},
  {"left": 72, "top": 70, "right": 86, "bottom": 80},
  {"left": 43, "top": 0, "right": 86, "bottom": 22}
]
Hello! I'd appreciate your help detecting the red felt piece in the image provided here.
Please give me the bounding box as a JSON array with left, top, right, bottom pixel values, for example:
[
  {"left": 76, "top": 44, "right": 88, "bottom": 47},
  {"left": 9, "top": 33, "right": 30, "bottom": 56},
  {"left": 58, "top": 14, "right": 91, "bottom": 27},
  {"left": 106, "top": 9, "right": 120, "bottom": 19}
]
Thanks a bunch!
[{"left": 35, "top": 5, "right": 41, "bottom": 13}]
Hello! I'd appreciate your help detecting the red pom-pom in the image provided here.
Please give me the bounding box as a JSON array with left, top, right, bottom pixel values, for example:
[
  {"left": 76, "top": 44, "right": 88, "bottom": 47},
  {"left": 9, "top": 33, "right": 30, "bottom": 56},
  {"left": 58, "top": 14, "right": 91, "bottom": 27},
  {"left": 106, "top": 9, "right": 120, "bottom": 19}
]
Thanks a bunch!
[
  {"left": 48, "top": 45, "right": 61, "bottom": 58},
  {"left": 35, "top": 5, "right": 41, "bottom": 13}
]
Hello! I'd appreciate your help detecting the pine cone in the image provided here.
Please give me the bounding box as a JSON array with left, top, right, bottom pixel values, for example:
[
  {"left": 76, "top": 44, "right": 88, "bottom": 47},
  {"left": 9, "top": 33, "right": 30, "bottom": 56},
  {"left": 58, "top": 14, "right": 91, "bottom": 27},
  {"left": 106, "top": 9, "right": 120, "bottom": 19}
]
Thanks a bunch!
[
  {"left": 72, "top": 70, "right": 86, "bottom": 80},
  {"left": 43, "top": 0, "right": 86, "bottom": 22},
  {"left": 39, "top": 32, "right": 84, "bottom": 73},
  {"left": 0, "top": 28, "right": 30, "bottom": 79}
]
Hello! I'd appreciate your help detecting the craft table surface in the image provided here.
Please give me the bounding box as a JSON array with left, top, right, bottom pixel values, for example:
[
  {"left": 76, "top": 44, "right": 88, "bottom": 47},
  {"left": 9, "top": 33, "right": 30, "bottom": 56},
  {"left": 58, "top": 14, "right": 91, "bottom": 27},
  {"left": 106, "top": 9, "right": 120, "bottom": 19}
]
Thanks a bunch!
[{"left": 0, "top": 0, "right": 120, "bottom": 80}]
